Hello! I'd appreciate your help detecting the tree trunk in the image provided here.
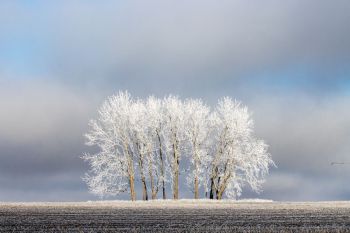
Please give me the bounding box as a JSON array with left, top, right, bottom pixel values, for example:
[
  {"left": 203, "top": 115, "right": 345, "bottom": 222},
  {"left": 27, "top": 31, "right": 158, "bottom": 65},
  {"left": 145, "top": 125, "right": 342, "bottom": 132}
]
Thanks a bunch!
[
  {"left": 124, "top": 142, "right": 136, "bottom": 201},
  {"left": 209, "top": 165, "right": 218, "bottom": 199},
  {"left": 148, "top": 153, "right": 157, "bottom": 200},
  {"left": 217, "top": 191, "right": 223, "bottom": 200},
  {"left": 162, "top": 181, "right": 166, "bottom": 199},
  {"left": 142, "top": 178, "right": 148, "bottom": 201},
  {"left": 128, "top": 154, "right": 136, "bottom": 201},
  {"left": 138, "top": 154, "right": 148, "bottom": 201},
  {"left": 193, "top": 146, "right": 199, "bottom": 199},
  {"left": 194, "top": 176, "right": 199, "bottom": 199},
  {"left": 157, "top": 131, "right": 166, "bottom": 199},
  {"left": 215, "top": 176, "right": 221, "bottom": 200},
  {"left": 140, "top": 171, "right": 148, "bottom": 201},
  {"left": 209, "top": 177, "right": 215, "bottom": 199},
  {"left": 172, "top": 132, "right": 180, "bottom": 200},
  {"left": 129, "top": 174, "right": 136, "bottom": 201},
  {"left": 137, "top": 143, "right": 148, "bottom": 201},
  {"left": 173, "top": 154, "right": 179, "bottom": 199},
  {"left": 216, "top": 180, "right": 227, "bottom": 200},
  {"left": 216, "top": 162, "right": 231, "bottom": 200}
]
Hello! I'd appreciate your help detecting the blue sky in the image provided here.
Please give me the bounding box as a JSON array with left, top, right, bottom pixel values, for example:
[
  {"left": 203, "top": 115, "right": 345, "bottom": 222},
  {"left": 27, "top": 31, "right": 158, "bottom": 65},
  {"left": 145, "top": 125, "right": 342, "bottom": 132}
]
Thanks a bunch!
[{"left": 1, "top": 0, "right": 350, "bottom": 201}]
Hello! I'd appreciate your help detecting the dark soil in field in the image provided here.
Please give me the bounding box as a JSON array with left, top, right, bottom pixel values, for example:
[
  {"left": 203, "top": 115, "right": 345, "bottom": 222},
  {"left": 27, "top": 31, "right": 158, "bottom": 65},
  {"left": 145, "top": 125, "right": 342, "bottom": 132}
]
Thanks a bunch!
[{"left": 1, "top": 201, "right": 350, "bottom": 232}]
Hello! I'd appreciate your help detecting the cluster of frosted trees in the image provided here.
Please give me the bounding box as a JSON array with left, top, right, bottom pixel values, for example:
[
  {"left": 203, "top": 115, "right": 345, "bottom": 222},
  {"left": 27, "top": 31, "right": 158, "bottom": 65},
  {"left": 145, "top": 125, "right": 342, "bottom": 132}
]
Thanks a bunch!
[{"left": 83, "top": 91, "right": 274, "bottom": 201}]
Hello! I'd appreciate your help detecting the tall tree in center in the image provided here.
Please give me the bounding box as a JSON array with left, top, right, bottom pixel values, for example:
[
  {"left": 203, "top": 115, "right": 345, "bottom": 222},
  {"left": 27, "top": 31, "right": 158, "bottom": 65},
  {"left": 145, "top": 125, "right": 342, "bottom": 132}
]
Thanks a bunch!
[
  {"left": 183, "top": 99, "right": 212, "bottom": 199},
  {"left": 163, "top": 96, "right": 185, "bottom": 200}
]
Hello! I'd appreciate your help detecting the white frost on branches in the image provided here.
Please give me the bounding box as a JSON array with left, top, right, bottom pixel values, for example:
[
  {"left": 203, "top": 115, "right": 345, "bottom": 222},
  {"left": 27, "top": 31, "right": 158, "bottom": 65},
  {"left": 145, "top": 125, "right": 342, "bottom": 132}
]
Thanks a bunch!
[
  {"left": 183, "top": 99, "right": 212, "bottom": 198},
  {"left": 82, "top": 91, "right": 275, "bottom": 200}
]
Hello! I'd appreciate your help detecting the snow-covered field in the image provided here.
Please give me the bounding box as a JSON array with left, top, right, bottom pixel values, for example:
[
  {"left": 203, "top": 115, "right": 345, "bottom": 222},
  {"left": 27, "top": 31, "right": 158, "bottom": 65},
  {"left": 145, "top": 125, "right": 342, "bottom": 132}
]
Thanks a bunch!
[{"left": 1, "top": 200, "right": 350, "bottom": 232}]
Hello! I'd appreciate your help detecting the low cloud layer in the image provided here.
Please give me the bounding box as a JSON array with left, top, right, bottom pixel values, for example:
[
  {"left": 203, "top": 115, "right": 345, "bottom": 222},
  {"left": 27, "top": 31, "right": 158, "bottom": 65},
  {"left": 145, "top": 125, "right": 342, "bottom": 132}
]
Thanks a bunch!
[{"left": 0, "top": 1, "right": 350, "bottom": 201}]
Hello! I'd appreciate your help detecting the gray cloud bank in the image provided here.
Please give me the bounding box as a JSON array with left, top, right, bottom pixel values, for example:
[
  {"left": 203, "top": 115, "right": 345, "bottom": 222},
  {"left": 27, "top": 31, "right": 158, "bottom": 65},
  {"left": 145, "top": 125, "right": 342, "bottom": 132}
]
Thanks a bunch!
[
  {"left": 1, "top": 1, "right": 350, "bottom": 86},
  {"left": 0, "top": 0, "right": 350, "bottom": 201}
]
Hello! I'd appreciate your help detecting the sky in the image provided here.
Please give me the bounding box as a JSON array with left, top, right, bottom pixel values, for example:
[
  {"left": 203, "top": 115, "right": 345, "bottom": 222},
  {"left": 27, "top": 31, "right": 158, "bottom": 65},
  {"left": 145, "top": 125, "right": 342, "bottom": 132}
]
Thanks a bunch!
[{"left": 0, "top": 0, "right": 350, "bottom": 201}]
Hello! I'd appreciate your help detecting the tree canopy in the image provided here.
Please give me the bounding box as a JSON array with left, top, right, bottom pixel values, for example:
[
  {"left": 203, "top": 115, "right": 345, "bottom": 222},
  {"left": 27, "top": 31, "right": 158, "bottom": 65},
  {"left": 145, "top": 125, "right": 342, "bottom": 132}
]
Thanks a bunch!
[{"left": 82, "top": 91, "right": 275, "bottom": 200}]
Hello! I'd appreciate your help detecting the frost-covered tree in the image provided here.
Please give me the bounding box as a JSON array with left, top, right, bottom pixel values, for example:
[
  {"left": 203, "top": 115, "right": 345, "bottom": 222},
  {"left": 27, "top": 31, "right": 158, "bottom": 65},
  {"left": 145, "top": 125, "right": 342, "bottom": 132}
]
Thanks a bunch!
[
  {"left": 129, "top": 99, "right": 149, "bottom": 200},
  {"left": 131, "top": 97, "right": 165, "bottom": 200},
  {"left": 162, "top": 96, "right": 185, "bottom": 200},
  {"left": 145, "top": 96, "right": 167, "bottom": 199},
  {"left": 209, "top": 97, "right": 274, "bottom": 199},
  {"left": 83, "top": 91, "right": 137, "bottom": 200},
  {"left": 83, "top": 92, "right": 274, "bottom": 201},
  {"left": 183, "top": 99, "right": 212, "bottom": 199}
]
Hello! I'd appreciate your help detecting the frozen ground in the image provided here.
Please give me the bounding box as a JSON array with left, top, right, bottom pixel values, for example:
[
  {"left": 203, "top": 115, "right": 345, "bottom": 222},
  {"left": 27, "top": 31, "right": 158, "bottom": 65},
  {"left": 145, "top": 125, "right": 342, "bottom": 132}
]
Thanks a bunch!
[{"left": 1, "top": 200, "right": 350, "bottom": 232}]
